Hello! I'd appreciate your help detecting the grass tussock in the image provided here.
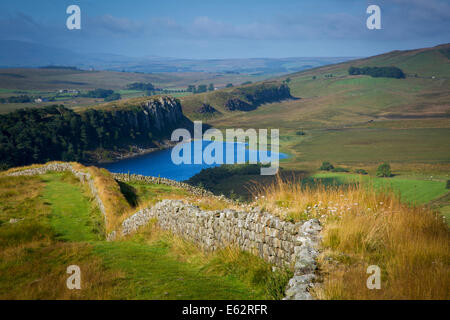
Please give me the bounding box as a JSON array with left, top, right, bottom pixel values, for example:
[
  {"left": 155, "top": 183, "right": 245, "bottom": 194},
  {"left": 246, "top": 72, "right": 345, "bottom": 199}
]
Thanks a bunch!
[
  {"left": 203, "top": 247, "right": 293, "bottom": 300},
  {"left": 253, "top": 175, "right": 450, "bottom": 299},
  {"left": 0, "top": 175, "right": 53, "bottom": 248},
  {"left": 0, "top": 241, "right": 123, "bottom": 299}
]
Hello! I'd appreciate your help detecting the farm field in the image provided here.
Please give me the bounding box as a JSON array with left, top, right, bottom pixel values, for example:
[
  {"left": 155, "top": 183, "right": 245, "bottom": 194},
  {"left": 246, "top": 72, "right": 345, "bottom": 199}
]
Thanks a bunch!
[{"left": 0, "top": 67, "right": 276, "bottom": 114}]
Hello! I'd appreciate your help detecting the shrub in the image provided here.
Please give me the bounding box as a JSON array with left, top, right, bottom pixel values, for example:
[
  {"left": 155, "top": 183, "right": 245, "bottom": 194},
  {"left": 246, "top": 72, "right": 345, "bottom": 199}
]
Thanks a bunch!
[
  {"left": 104, "top": 93, "right": 121, "bottom": 102},
  {"left": 319, "top": 161, "right": 334, "bottom": 171},
  {"left": 446, "top": 180, "right": 450, "bottom": 189},
  {"left": 331, "top": 167, "right": 349, "bottom": 173},
  {"left": 355, "top": 169, "right": 368, "bottom": 175},
  {"left": 376, "top": 163, "right": 392, "bottom": 177},
  {"left": 84, "top": 89, "right": 114, "bottom": 98},
  {"left": 296, "top": 130, "right": 305, "bottom": 136}
]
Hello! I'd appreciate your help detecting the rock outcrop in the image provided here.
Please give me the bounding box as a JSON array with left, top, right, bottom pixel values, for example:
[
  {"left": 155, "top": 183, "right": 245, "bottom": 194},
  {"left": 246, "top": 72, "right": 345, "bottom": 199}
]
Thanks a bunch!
[
  {"left": 225, "top": 98, "right": 255, "bottom": 111},
  {"left": 196, "top": 103, "right": 220, "bottom": 115},
  {"left": 225, "top": 82, "right": 293, "bottom": 111},
  {"left": 108, "top": 96, "right": 187, "bottom": 134},
  {"left": 0, "top": 96, "right": 193, "bottom": 168}
]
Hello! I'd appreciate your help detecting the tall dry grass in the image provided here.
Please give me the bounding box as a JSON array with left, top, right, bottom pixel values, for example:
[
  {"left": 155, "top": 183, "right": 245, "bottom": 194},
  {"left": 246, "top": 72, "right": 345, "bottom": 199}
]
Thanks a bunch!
[
  {"left": 79, "top": 165, "right": 131, "bottom": 232},
  {"left": 252, "top": 175, "right": 450, "bottom": 299}
]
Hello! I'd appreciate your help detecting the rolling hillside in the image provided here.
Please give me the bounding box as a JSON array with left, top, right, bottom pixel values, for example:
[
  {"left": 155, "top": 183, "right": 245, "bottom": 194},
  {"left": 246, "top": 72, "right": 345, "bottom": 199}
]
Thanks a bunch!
[
  {"left": 179, "top": 44, "right": 449, "bottom": 173},
  {"left": 183, "top": 43, "right": 449, "bottom": 123}
]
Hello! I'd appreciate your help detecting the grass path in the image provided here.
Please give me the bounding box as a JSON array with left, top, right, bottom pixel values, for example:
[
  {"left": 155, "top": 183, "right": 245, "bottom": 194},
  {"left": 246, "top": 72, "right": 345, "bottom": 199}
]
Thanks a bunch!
[
  {"left": 94, "top": 241, "right": 262, "bottom": 299},
  {"left": 41, "top": 173, "right": 101, "bottom": 242}
]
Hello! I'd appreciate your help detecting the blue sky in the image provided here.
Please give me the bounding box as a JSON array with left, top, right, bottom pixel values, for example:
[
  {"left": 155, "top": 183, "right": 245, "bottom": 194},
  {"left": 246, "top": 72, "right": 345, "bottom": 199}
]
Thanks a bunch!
[{"left": 1, "top": 0, "right": 449, "bottom": 58}]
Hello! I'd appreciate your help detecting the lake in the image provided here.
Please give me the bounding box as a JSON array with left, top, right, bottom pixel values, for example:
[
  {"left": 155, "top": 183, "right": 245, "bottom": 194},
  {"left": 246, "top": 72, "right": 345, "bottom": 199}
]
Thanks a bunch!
[{"left": 101, "top": 140, "right": 288, "bottom": 181}]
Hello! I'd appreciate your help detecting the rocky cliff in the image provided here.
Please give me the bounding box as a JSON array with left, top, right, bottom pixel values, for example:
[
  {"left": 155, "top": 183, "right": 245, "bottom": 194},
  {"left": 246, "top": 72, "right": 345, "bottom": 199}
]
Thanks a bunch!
[
  {"left": 104, "top": 96, "right": 187, "bottom": 134},
  {"left": 0, "top": 96, "right": 192, "bottom": 168}
]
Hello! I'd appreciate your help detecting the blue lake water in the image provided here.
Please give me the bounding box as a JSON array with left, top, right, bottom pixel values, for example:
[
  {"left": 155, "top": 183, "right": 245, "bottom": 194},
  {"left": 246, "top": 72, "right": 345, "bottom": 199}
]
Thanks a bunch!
[{"left": 101, "top": 140, "right": 288, "bottom": 181}]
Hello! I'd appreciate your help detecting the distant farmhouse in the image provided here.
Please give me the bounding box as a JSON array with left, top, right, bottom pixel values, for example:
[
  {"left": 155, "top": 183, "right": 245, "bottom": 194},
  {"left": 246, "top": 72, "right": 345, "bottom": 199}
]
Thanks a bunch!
[{"left": 34, "top": 98, "right": 49, "bottom": 103}]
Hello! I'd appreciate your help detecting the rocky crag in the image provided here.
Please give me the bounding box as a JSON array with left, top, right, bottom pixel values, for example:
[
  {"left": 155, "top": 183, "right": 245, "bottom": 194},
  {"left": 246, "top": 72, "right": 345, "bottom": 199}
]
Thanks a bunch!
[
  {"left": 225, "top": 83, "right": 293, "bottom": 111},
  {"left": 0, "top": 96, "right": 193, "bottom": 168}
]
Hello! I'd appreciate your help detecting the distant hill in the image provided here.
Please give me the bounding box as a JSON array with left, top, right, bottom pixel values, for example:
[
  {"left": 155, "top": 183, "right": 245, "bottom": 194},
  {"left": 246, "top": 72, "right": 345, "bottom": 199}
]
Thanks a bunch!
[
  {"left": 0, "top": 40, "right": 353, "bottom": 74},
  {"left": 183, "top": 43, "right": 450, "bottom": 123},
  {"left": 288, "top": 43, "right": 450, "bottom": 79},
  {"left": 0, "top": 40, "right": 85, "bottom": 67}
]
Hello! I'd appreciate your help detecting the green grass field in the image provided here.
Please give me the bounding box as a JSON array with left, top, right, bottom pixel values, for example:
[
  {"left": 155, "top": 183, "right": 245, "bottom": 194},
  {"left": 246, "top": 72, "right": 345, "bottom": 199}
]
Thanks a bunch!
[{"left": 310, "top": 172, "right": 448, "bottom": 205}]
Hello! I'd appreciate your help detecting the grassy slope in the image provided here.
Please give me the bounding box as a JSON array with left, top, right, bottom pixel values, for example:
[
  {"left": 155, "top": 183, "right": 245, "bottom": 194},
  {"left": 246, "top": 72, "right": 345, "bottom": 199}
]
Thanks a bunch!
[
  {"left": 0, "top": 172, "right": 286, "bottom": 299},
  {"left": 186, "top": 44, "right": 449, "bottom": 124},
  {"left": 252, "top": 176, "right": 450, "bottom": 299},
  {"left": 197, "top": 44, "right": 449, "bottom": 169},
  {"left": 179, "top": 44, "right": 449, "bottom": 213},
  {"left": 187, "top": 166, "right": 448, "bottom": 208},
  {"left": 311, "top": 172, "right": 447, "bottom": 205}
]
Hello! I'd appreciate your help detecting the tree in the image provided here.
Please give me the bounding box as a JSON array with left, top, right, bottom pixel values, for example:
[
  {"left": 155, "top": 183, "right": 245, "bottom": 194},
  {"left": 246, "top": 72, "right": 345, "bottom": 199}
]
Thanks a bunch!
[
  {"left": 197, "top": 84, "right": 207, "bottom": 93},
  {"left": 355, "top": 169, "right": 368, "bottom": 175},
  {"left": 376, "top": 163, "right": 392, "bottom": 177},
  {"left": 208, "top": 83, "right": 214, "bottom": 91},
  {"left": 319, "top": 161, "right": 334, "bottom": 171},
  {"left": 84, "top": 89, "right": 114, "bottom": 98},
  {"left": 226, "top": 83, "right": 233, "bottom": 88},
  {"left": 127, "top": 82, "right": 155, "bottom": 91}
]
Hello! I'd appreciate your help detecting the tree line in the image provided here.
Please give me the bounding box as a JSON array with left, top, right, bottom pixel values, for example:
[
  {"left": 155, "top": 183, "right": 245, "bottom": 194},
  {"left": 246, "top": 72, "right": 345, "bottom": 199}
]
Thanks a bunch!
[
  {"left": 82, "top": 89, "right": 121, "bottom": 101},
  {"left": 348, "top": 66, "right": 405, "bottom": 78},
  {"left": 187, "top": 83, "right": 215, "bottom": 94},
  {"left": 0, "top": 105, "right": 170, "bottom": 169}
]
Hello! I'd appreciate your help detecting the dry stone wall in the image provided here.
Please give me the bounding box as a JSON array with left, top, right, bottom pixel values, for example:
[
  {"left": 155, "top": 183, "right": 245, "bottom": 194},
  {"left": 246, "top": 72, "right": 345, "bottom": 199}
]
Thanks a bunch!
[
  {"left": 121, "top": 199, "right": 321, "bottom": 300},
  {"left": 112, "top": 173, "right": 233, "bottom": 202}
]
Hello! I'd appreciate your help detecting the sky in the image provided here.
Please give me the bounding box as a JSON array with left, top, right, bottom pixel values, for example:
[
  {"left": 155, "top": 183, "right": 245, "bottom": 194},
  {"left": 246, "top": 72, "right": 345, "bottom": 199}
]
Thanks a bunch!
[{"left": 0, "top": 0, "right": 449, "bottom": 59}]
